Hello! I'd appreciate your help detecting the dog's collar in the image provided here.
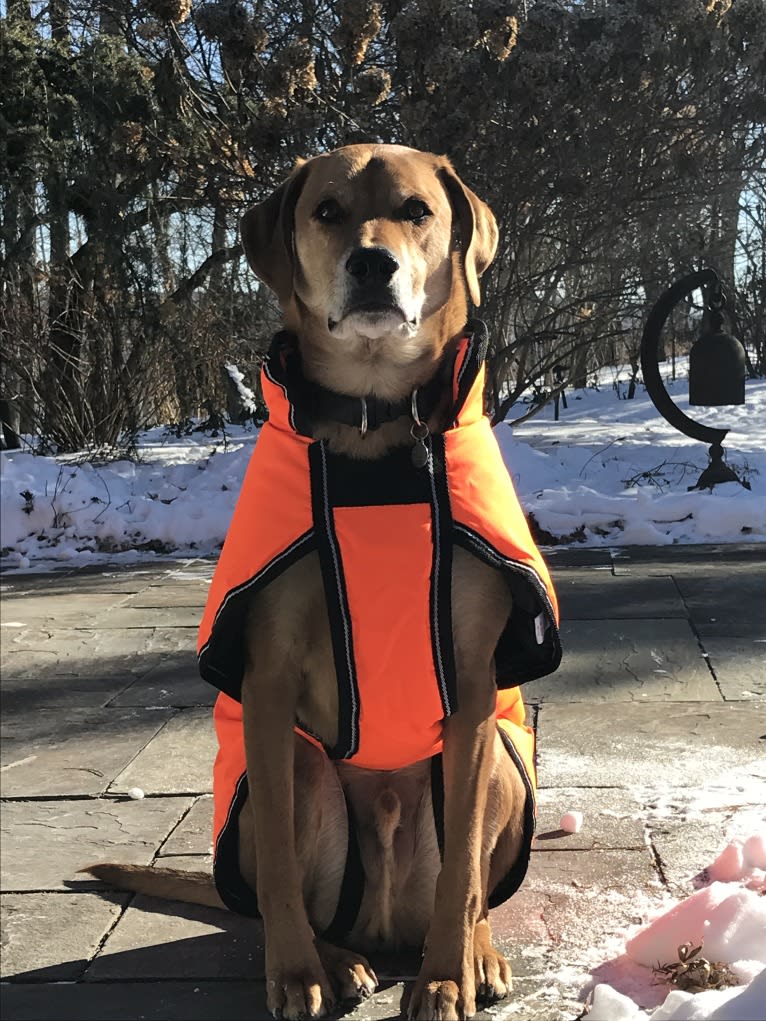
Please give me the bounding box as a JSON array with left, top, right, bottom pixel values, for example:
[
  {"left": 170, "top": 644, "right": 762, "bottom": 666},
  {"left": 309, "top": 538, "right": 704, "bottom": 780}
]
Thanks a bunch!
[{"left": 264, "top": 321, "right": 487, "bottom": 437}]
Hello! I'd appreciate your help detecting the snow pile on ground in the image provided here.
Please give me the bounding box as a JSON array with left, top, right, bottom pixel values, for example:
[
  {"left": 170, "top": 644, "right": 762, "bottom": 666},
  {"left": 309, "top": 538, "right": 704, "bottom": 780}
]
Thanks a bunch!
[
  {"left": 584, "top": 833, "right": 766, "bottom": 1021},
  {"left": 1, "top": 363, "right": 764, "bottom": 569},
  {"left": 500, "top": 368, "right": 766, "bottom": 546},
  {"left": 0, "top": 426, "right": 258, "bottom": 568}
]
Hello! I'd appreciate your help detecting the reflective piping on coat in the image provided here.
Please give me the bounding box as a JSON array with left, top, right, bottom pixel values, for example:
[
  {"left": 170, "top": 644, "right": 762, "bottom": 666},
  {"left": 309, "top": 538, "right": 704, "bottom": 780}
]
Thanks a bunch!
[
  {"left": 197, "top": 529, "right": 315, "bottom": 662},
  {"left": 427, "top": 435, "right": 457, "bottom": 717},
  {"left": 262, "top": 358, "right": 298, "bottom": 434},
  {"left": 318, "top": 442, "right": 359, "bottom": 753},
  {"left": 452, "top": 522, "right": 559, "bottom": 636},
  {"left": 309, "top": 441, "right": 361, "bottom": 759}
]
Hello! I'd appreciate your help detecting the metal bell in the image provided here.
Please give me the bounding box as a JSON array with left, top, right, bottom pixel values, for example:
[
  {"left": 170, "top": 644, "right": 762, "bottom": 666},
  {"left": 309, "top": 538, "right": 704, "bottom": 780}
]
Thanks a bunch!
[{"left": 688, "top": 311, "right": 746, "bottom": 406}]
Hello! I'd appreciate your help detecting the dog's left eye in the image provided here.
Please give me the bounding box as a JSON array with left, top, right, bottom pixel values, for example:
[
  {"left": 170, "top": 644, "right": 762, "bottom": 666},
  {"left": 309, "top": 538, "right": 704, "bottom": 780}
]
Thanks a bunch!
[
  {"left": 398, "top": 199, "right": 431, "bottom": 223},
  {"left": 314, "top": 199, "right": 345, "bottom": 224}
]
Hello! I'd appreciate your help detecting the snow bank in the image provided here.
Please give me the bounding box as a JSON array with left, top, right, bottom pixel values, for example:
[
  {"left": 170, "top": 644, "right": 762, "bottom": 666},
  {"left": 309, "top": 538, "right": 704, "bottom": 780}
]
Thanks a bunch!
[
  {"left": 585, "top": 830, "right": 766, "bottom": 1021},
  {"left": 588, "top": 970, "right": 766, "bottom": 1020},
  {"left": 625, "top": 883, "right": 766, "bottom": 970},
  {"left": 502, "top": 372, "right": 766, "bottom": 547},
  {"left": 1, "top": 367, "right": 764, "bottom": 569},
  {"left": 0, "top": 428, "right": 258, "bottom": 568}
]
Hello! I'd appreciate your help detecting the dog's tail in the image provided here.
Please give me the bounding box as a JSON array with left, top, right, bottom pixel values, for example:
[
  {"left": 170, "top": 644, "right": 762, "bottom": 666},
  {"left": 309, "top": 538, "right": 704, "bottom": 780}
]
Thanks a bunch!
[{"left": 80, "top": 863, "right": 226, "bottom": 910}]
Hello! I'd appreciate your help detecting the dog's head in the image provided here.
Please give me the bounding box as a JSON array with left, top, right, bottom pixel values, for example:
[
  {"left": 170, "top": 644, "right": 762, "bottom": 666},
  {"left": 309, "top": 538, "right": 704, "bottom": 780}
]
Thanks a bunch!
[{"left": 241, "top": 144, "right": 497, "bottom": 398}]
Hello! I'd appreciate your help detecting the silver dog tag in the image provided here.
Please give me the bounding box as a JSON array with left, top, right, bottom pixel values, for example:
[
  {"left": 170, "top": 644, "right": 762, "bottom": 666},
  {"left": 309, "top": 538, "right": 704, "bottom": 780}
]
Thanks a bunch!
[
  {"left": 412, "top": 437, "right": 430, "bottom": 469},
  {"left": 410, "top": 420, "right": 431, "bottom": 469}
]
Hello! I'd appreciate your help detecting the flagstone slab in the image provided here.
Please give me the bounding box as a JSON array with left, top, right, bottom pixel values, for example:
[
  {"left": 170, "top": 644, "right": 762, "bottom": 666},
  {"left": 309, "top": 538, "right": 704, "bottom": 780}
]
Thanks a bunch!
[
  {"left": 109, "top": 653, "right": 213, "bottom": 708},
  {"left": 526, "top": 619, "right": 720, "bottom": 702},
  {"left": 610, "top": 544, "right": 761, "bottom": 576},
  {"left": 673, "top": 562, "right": 766, "bottom": 638},
  {"left": 98, "top": 607, "right": 202, "bottom": 628},
  {"left": 0, "top": 981, "right": 269, "bottom": 1021},
  {"left": 1, "top": 673, "right": 137, "bottom": 713},
  {"left": 0, "top": 627, "right": 178, "bottom": 682},
  {"left": 1, "top": 892, "right": 128, "bottom": 981},
  {"left": 1, "top": 797, "right": 192, "bottom": 891},
  {"left": 160, "top": 796, "right": 214, "bottom": 856},
  {"left": 0, "top": 708, "right": 173, "bottom": 797},
  {"left": 534, "top": 788, "right": 645, "bottom": 851},
  {"left": 536, "top": 701, "right": 766, "bottom": 788},
  {"left": 701, "top": 637, "right": 766, "bottom": 700},
  {"left": 155, "top": 854, "right": 215, "bottom": 873},
  {"left": 553, "top": 572, "right": 686, "bottom": 620},
  {"left": 546, "top": 548, "right": 615, "bottom": 568},
  {"left": 0, "top": 592, "right": 131, "bottom": 627},
  {"left": 2, "top": 980, "right": 558, "bottom": 1021},
  {"left": 109, "top": 709, "right": 215, "bottom": 796},
  {"left": 0, "top": 569, "right": 159, "bottom": 598},
  {"left": 84, "top": 895, "right": 264, "bottom": 981},
  {"left": 649, "top": 817, "right": 752, "bottom": 896},
  {"left": 490, "top": 848, "right": 662, "bottom": 987},
  {"left": 124, "top": 585, "right": 209, "bottom": 609}
]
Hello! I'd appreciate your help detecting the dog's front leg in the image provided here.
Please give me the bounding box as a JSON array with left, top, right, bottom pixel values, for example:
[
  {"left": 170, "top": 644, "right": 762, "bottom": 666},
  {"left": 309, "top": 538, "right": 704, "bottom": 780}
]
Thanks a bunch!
[
  {"left": 241, "top": 676, "right": 335, "bottom": 1020},
  {"left": 407, "top": 695, "right": 497, "bottom": 1021}
]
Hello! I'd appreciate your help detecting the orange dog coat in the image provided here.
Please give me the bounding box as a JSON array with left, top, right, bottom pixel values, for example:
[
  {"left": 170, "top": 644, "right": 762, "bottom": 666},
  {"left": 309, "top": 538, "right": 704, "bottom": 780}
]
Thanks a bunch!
[{"left": 198, "top": 323, "right": 561, "bottom": 919}]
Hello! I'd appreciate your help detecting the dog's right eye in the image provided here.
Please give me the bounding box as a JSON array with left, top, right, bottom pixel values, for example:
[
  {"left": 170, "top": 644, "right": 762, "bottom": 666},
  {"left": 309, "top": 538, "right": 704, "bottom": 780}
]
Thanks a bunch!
[{"left": 313, "top": 199, "right": 345, "bottom": 224}]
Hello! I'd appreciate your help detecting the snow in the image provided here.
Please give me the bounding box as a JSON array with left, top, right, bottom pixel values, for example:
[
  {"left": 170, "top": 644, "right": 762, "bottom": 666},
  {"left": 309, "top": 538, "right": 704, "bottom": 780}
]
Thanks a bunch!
[
  {"left": 500, "top": 364, "right": 766, "bottom": 547},
  {"left": 587, "top": 971, "right": 766, "bottom": 1021},
  {"left": 1, "top": 360, "right": 764, "bottom": 569},
  {"left": 580, "top": 826, "right": 766, "bottom": 1021},
  {"left": 223, "top": 363, "right": 257, "bottom": 414},
  {"left": 560, "top": 810, "right": 584, "bottom": 833}
]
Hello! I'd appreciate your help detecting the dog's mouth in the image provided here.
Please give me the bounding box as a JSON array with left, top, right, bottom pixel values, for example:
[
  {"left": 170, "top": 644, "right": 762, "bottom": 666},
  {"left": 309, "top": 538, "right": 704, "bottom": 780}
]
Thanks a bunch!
[{"left": 329, "top": 303, "right": 414, "bottom": 332}]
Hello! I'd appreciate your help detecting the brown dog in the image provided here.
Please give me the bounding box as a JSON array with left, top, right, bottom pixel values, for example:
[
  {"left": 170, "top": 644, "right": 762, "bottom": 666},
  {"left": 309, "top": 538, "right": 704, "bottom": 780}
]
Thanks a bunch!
[{"left": 86, "top": 144, "right": 560, "bottom": 1021}]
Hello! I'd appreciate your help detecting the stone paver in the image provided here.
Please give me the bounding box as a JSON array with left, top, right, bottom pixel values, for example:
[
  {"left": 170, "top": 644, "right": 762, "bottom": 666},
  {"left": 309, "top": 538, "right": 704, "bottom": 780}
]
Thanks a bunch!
[
  {"left": 109, "top": 652, "right": 214, "bottom": 708},
  {"left": 1, "top": 798, "right": 193, "bottom": 891},
  {"left": 2, "top": 546, "right": 765, "bottom": 1021},
  {"left": 527, "top": 619, "right": 720, "bottom": 702},
  {"left": 0, "top": 626, "right": 191, "bottom": 681},
  {"left": 0, "top": 708, "right": 173, "bottom": 797},
  {"left": 155, "top": 854, "right": 215, "bottom": 873},
  {"left": 85, "top": 895, "right": 263, "bottom": 981},
  {"left": 123, "top": 584, "right": 209, "bottom": 608},
  {"left": 537, "top": 701, "right": 766, "bottom": 788},
  {"left": 701, "top": 637, "right": 766, "bottom": 700},
  {"left": 1, "top": 892, "right": 128, "bottom": 981},
  {"left": 534, "top": 788, "right": 645, "bottom": 851},
  {"left": 552, "top": 572, "right": 686, "bottom": 619},
  {"left": 1, "top": 673, "right": 137, "bottom": 713},
  {"left": 673, "top": 563, "right": 766, "bottom": 639},
  {"left": 0, "top": 981, "right": 270, "bottom": 1021},
  {"left": 109, "top": 708, "right": 216, "bottom": 795},
  {"left": 159, "top": 795, "right": 214, "bottom": 856}
]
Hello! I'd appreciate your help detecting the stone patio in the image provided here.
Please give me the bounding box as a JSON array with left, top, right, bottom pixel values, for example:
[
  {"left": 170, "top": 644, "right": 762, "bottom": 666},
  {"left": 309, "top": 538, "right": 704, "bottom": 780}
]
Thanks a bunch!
[{"left": 1, "top": 545, "right": 765, "bottom": 1020}]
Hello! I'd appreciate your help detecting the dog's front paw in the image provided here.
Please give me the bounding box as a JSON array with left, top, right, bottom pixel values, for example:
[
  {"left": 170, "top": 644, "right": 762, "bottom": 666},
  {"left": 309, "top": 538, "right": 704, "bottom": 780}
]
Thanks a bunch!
[
  {"left": 266, "top": 950, "right": 335, "bottom": 1020},
  {"left": 405, "top": 977, "right": 475, "bottom": 1021},
  {"left": 473, "top": 921, "right": 512, "bottom": 1004}
]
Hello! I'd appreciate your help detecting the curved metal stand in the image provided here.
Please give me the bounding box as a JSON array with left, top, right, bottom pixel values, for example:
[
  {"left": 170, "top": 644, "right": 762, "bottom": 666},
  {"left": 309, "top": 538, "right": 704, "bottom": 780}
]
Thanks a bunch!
[{"left": 639, "top": 270, "right": 747, "bottom": 490}]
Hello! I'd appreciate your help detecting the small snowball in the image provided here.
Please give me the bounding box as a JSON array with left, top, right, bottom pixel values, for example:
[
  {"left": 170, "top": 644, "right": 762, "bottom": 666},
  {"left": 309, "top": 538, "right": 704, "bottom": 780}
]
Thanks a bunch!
[
  {"left": 127, "top": 787, "right": 145, "bottom": 800},
  {"left": 742, "top": 833, "right": 766, "bottom": 870},
  {"left": 560, "top": 810, "right": 583, "bottom": 834}
]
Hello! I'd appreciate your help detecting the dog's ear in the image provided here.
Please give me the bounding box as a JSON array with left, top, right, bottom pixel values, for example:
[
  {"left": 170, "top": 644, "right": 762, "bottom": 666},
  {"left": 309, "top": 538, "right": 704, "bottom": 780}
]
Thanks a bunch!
[
  {"left": 240, "top": 159, "right": 310, "bottom": 303},
  {"left": 438, "top": 165, "right": 498, "bottom": 307}
]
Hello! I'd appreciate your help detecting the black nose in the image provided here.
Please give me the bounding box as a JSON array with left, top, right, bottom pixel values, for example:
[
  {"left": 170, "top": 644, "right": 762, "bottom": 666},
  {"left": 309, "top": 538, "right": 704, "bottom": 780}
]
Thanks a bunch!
[{"left": 345, "top": 247, "right": 399, "bottom": 283}]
